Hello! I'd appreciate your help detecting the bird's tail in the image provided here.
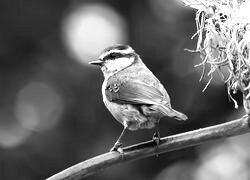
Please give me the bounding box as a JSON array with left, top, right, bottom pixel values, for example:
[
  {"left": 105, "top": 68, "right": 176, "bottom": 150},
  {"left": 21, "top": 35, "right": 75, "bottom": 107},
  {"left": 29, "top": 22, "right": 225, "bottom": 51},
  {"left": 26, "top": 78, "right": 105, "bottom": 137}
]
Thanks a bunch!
[
  {"left": 152, "top": 104, "right": 188, "bottom": 121},
  {"left": 170, "top": 108, "right": 188, "bottom": 121}
]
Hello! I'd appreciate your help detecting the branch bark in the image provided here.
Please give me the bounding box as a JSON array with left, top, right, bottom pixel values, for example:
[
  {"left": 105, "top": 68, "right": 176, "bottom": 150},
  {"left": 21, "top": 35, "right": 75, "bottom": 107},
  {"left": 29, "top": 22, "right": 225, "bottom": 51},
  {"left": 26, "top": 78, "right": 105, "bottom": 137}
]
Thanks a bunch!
[{"left": 47, "top": 115, "right": 250, "bottom": 180}]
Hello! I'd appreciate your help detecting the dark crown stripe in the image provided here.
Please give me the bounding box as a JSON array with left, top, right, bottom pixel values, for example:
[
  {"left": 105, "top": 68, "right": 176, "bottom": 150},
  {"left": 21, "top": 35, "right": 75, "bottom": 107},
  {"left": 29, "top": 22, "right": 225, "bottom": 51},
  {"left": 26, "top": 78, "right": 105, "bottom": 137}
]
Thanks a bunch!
[
  {"left": 115, "top": 45, "right": 130, "bottom": 50},
  {"left": 103, "top": 52, "right": 134, "bottom": 61},
  {"left": 104, "top": 45, "right": 129, "bottom": 52},
  {"left": 101, "top": 45, "right": 130, "bottom": 55}
]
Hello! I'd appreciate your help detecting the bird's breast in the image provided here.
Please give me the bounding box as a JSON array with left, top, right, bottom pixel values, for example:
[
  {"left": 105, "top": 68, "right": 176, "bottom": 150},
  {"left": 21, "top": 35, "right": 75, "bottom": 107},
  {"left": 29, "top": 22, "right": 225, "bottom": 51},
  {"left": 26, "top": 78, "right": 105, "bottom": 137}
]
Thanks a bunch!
[
  {"left": 102, "top": 81, "right": 128, "bottom": 127},
  {"left": 102, "top": 78, "right": 120, "bottom": 121}
]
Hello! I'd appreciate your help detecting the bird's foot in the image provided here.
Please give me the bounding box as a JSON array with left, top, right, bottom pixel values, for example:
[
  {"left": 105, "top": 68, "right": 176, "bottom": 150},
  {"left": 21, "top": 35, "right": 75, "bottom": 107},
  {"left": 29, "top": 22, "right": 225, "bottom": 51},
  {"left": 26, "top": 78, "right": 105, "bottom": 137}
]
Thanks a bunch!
[
  {"left": 153, "top": 131, "right": 160, "bottom": 157},
  {"left": 152, "top": 131, "right": 161, "bottom": 145},
  {"left": 110, "top": 142, "right": 123, "bottom": 153}
]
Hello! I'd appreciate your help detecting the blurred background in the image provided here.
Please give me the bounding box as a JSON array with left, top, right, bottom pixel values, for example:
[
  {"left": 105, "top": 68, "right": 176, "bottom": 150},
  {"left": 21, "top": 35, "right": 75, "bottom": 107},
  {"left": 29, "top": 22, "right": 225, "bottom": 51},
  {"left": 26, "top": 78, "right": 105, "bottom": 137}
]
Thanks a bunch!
[{"left": 0, "top": 0, "right": 249, "bottom": 179}]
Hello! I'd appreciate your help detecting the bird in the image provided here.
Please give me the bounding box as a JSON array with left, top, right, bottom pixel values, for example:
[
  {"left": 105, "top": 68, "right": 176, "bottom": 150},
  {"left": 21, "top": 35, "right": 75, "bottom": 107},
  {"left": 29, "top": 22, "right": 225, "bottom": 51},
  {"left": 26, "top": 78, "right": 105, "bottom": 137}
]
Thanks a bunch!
[{"left": 89, "top": 44, "right": 187, "bottom": 152}]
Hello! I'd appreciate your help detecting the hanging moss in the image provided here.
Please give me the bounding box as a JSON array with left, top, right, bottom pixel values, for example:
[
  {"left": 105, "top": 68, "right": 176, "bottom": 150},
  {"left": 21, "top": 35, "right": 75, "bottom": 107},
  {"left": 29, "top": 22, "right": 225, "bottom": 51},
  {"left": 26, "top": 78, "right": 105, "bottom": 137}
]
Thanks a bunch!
[{"left": 183, "top": 0, "right": 250, "bottom": 113}]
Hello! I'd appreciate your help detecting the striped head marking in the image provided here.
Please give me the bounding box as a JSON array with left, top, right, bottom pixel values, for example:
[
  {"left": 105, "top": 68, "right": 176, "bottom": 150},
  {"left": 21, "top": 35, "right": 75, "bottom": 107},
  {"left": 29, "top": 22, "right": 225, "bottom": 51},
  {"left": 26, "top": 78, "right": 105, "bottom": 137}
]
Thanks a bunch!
[{"left": 98, "top": 45, "right": 137, "bottom": 76}]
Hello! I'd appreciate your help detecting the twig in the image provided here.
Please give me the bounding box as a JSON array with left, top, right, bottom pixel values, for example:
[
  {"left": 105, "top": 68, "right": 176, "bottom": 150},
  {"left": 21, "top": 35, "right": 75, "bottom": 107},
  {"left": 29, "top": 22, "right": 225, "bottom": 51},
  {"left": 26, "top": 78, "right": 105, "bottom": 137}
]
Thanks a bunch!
[{"left": 47, "top": 115, "right": 250, "bottom": 180}]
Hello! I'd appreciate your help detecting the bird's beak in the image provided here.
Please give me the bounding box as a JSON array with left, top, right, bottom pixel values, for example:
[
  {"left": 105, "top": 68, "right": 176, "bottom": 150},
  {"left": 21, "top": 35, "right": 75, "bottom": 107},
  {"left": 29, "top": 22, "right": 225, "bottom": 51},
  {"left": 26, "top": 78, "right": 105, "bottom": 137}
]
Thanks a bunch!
[{"left": 89, "top": 59, "right": 103, "bottom": 66}]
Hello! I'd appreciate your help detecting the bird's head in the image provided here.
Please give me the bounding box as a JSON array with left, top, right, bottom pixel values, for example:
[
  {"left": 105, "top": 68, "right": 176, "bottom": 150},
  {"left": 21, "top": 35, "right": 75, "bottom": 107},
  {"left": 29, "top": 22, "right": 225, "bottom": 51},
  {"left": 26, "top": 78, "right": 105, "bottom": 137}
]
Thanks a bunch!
[{"left": 89, "top": 45, "right": 140, "bottom": 77}]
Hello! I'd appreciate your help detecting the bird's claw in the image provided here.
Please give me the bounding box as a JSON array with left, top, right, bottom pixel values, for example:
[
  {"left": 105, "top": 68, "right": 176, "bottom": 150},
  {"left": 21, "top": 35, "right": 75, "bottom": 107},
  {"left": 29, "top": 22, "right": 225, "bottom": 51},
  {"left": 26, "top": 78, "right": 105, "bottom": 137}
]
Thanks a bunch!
[
  {"left": 152, "top": 131, "right": 161, "bottom": 157},
  {"left": 110, "top": 142, "right": 123, "bottom": 153},
  {"left": 152, "top": 131, "right": 161, "bottom": 145}
]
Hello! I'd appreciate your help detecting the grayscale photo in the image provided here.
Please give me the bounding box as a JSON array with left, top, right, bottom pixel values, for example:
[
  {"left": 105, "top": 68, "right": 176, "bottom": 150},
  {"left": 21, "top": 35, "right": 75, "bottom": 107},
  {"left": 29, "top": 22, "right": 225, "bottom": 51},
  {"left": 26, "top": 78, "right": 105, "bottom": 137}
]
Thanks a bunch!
[{"left": 0, "top": 0, "right": 250, "bottom": 180}]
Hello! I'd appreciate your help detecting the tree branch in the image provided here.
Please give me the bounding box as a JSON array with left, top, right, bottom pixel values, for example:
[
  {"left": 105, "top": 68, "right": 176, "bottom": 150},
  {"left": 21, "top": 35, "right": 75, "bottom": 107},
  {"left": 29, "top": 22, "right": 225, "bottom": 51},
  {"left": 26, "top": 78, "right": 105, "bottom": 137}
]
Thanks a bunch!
[{"left": 47, "top": 115, "right": 250, "bottom": 180}]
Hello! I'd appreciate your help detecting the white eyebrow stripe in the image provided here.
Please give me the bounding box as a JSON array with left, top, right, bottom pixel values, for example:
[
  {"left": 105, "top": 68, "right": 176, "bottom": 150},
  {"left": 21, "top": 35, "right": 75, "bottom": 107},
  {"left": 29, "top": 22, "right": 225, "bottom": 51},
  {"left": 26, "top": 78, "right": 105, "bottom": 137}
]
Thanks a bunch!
[{"left": 100, "top": 47, "right": 134, "bottom": 59}]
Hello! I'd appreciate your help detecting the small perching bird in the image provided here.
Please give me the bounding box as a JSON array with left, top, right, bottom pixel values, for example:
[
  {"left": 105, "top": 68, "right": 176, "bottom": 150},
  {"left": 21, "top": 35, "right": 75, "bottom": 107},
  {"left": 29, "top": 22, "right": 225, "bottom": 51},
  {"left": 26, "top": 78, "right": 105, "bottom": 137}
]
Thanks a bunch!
[{"left": 89, "top": 45, "right": 187, "bottom": 152}]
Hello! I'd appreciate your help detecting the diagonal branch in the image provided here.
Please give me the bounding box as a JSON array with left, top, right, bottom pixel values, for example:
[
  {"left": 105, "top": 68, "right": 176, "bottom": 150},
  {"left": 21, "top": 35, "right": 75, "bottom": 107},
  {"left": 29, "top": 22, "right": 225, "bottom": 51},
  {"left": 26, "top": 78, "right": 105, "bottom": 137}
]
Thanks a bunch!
[{"left": 47, "top": 115, "right": 250, "bottom": 180}]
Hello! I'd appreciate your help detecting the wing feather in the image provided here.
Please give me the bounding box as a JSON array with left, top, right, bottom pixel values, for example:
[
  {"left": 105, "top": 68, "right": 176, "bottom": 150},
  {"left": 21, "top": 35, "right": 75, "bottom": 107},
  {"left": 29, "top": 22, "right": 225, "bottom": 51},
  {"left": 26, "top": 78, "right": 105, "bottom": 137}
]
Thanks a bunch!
[{"left": 105, "top": 77, "right": 165, "bottom": 105}]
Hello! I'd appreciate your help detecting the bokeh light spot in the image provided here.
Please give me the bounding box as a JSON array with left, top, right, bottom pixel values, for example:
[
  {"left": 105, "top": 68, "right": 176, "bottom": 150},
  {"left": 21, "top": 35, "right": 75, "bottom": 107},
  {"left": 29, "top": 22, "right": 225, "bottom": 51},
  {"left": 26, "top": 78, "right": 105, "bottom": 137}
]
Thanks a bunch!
[
  {"left": 14, "top": 82, "right": 64, "bottom": 132},
  {"left": 195, "top": 143, "right": 249, "bottom": 180},
  {"left": 0, "top": 123, "right": 30, "bottom": 148},
  {"left": 62, "top": 3, "right": 128, "bottom": 65}
]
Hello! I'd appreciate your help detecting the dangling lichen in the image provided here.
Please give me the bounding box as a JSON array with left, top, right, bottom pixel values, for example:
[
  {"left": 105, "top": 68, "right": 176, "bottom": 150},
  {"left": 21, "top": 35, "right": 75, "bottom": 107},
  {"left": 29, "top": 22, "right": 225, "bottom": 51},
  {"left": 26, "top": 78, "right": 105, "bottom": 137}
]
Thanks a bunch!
[{"left": 182, "top": 0, "right": 250, "bottom": 113}]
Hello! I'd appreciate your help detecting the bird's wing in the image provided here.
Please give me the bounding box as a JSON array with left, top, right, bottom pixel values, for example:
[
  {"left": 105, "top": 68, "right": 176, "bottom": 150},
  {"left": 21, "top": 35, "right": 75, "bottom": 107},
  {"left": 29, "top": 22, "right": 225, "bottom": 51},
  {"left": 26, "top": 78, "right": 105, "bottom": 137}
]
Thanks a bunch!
[{"left": 105, "top": 76, "right": 165, "bottom": 105}]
